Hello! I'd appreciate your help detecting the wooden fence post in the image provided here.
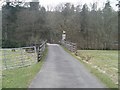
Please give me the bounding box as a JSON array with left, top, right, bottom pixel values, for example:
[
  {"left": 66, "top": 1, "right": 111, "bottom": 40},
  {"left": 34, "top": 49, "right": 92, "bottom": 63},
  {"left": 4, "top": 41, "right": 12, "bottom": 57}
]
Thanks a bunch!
[
  {"left": 37, "top": 45, "right": 40, "bottom": 62},
  {"left": 37, "top": 40, "right": 47, "bottom": 62},
  {"left": 20, "top": 48, "right": 24, "bottom": 67},
  {"left": 3, "top": 51, "right": 7, "bottom": 69}
]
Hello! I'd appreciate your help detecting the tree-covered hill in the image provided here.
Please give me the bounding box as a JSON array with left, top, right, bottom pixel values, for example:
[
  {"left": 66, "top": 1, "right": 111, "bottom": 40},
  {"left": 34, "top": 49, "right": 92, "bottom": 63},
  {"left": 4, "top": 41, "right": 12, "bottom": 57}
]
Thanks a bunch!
[{"left": 2, "top": 1, "right": 118, "bottom": 49}]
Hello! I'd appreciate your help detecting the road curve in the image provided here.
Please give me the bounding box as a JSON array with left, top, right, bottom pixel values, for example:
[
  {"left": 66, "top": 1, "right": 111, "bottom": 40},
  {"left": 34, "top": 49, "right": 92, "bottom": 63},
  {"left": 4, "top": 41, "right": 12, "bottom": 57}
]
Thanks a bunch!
[{"left": 29, "top": 44, "right": 105, "bottom": 88}]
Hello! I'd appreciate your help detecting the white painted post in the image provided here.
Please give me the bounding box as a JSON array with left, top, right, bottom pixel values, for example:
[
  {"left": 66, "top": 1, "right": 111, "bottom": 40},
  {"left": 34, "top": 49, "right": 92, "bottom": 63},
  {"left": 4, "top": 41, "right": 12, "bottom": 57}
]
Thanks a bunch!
[{"left": 62, "top": 31, "right": 66, "bottom": 41}]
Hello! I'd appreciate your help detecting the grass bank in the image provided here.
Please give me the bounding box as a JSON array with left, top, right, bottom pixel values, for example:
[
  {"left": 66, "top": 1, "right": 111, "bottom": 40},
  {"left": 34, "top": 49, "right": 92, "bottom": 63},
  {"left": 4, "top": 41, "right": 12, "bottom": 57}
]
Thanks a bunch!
[
  {"left": 61, "top": 45, "right": 118, "bottom": 88},
  {"left": 0, "top": 50, "right": 2, "bottom": 90},
  {"left": 2, "top": 47, "right": 48, "bottom": 88}
]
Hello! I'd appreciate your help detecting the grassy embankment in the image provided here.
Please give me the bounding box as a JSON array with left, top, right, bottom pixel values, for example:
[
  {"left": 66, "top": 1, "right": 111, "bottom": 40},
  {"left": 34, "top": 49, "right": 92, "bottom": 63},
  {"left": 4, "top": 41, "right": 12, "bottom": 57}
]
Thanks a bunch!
[
  {"left": 2, "top": 47, "right": 48, "bottom": 88},
  {"left": 62, "top": 46, "right": 118, "bottom": 88},
  {"left": 0, "top": 49, "right": 2, "bottom": 89}
]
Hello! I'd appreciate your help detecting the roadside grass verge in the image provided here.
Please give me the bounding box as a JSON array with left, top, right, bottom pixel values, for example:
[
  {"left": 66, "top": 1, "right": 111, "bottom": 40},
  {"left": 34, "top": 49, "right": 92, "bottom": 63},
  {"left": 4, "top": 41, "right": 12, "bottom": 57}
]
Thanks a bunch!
[
  {"left": 2, "top": 47, "right": 48, "bottom": 88},
  {"left": 0, "top": 49, "right": 2, "bottom": 89},
  {"left": 61, "top": 45, "right": 118, "bottom": 88}
]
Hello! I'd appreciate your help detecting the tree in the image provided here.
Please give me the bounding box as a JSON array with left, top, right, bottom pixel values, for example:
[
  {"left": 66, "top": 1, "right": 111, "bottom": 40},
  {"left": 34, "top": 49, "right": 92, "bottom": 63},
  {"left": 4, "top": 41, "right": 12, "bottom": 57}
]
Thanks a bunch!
[{"left": 81, "top": 4, "right": 89, "bottom": 49}]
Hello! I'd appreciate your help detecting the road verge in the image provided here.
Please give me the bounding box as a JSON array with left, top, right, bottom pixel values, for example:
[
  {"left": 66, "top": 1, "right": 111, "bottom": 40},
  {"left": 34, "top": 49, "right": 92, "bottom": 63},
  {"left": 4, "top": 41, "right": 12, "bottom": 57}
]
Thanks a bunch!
[
  {"left": 2, "top": 46, "right": 48, "bottom": 88},
  {"left": 61, "top": 45, "right": 118, "bottom": 89}
]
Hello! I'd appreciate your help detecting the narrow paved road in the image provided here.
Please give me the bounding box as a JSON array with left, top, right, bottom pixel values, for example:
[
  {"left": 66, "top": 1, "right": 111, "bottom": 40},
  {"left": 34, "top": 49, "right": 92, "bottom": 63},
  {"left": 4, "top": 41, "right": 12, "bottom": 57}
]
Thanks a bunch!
[{"left": 29, "top": 44, "right": 105, "bottom": 88}]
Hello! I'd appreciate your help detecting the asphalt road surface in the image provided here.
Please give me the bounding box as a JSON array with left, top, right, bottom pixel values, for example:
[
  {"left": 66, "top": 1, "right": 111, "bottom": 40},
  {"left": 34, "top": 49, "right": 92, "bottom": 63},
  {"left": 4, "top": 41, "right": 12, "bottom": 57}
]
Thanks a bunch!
[{"left": 29, "top": 44, "right": 105, "bottom": 88}]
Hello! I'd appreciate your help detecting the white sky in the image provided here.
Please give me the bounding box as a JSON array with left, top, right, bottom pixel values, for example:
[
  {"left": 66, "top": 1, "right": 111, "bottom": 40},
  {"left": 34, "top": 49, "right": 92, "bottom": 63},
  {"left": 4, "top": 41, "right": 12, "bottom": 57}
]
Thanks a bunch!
[
  {"left": 39, "top": 0, "right": 118, "bottom": 10},
  {"left": 0, "top": 0, "right": 118, "bottom": 11}
]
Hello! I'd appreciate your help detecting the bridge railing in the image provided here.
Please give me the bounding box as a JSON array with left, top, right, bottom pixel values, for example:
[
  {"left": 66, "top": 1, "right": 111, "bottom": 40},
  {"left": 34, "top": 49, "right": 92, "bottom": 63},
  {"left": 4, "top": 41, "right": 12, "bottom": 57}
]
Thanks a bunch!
[{"left": 61, "top": 40, "right": 77, "bottom": 54}]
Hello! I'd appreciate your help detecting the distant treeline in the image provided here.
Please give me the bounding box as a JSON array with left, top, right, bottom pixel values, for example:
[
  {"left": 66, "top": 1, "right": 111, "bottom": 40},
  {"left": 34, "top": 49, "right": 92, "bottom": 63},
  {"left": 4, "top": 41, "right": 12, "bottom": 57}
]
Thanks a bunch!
[{"left": 2, "top": 1, "right": 118, "bottom": 49}]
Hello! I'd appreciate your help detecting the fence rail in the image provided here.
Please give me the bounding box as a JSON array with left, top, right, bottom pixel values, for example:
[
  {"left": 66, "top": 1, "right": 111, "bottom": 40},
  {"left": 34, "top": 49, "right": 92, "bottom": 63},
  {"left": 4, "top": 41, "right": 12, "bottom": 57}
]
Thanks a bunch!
[
  {"left": 61, "top": 40, "right": 77, "bottom": 54},
  {"left": 36, "top": 40, "right": 47, "bottom": 62},
  {"left": 2, "top": 40, "right": 47, "bottom": 70}
]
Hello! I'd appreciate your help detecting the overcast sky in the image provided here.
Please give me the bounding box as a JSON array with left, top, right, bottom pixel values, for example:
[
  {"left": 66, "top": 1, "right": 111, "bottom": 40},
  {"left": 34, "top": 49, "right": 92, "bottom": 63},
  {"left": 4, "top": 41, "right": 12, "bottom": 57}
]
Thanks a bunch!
[
  {"left": 40, "top": 0, "right": 118, "bottom": 10},
  {"left": 0, "top": 0, "right": 118, "bottom": 10}
]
